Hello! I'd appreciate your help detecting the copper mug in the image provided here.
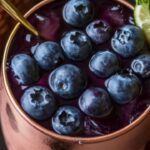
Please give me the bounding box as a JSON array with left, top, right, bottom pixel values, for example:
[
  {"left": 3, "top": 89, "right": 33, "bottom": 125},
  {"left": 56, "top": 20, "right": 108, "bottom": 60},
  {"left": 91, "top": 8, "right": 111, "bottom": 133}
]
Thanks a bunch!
[{"left": 1, "top": 0, "right": 150, "bottom": 150}]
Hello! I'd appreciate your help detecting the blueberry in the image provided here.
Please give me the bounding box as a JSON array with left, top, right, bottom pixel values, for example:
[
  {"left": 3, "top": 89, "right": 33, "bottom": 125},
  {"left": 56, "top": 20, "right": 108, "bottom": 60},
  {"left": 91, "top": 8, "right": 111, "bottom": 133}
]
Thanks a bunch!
[
  {"left": 11, "top": 54, "right": 39, "bottom": 85},
  {"left": 86, "top": 20, "right": 112, "bottom": 44},
  {"left": 49, "top": 64, "right": 87, "bottom": 99},
  {"left": 33, "top": 41, "right": 64, "bottom": 70},
  {"left": 131, "top": 54, "right": 150, "bottom": 78},
  {"left": 105, "top": 74, "right": 142, "bottom": 104},
  {"left": 21, "top": 86, "right": 57, "bottom": 120},
  {"left": 61, "top": 30, "right": 92, "bottom": 61},
  {"left": 111, "top": 25, "right": 145, "bottom": 58},
  {"left": 89, "top": 51, "right": 120, "bottom": 78},
  {"left": 63, "top": 0, "right": 93, "bottom": 27},
  {"left": 79, "top": 87, "right": 113, "bottom": 118},
  {"left": 52, "top": 106, "right": 83, "bottom": 135}
]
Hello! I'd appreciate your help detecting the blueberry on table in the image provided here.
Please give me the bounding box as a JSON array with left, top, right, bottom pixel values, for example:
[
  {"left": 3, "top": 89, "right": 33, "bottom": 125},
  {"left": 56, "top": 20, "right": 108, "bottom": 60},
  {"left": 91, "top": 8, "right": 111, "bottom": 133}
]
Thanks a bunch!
[
  {"left": 63, "top": 0, "right": 93, "bottom": 27},
  {"left": 11, "top": 54, "right": 39, "bottom": 85},
  {"left": 86, "top": 20, "right": 112, "bottom": 44},
  {"left": 49, "top": 64, "right": 87, "bottom": 99},
  {"left": 61, "top": 30, "right": 92, "bottom": 61},
  {"left": 105, "top": 74, "right": 142, "bottom": 104},
  {"left": 111, "top": 25, "right": 145, "bottom": 58},
  {"left": 52, "top": 106, "right": 83, "bottom": 135},
  {"left": 131, "top": 54, "right": 150, "bottom": 78},
  {"left": 89, "top": 51, "right": 120, "bottom": 78},
  {"left": 79, "top": 87, "right": 113, "bottom": 118},
  {"left": 33, "top": 41, "right": 64, "bottom": 70},
  {"left": 21, "top": 86, "right": 57, "bottom": 121}
]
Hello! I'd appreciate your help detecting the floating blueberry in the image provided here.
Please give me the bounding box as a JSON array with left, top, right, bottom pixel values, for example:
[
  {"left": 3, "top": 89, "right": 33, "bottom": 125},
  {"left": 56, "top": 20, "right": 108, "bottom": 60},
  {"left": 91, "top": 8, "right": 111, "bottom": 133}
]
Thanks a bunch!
[
  {"left": 49, "top": 64, "right": 87, "bottom": 99},
  {"left": 61, "top": 31, "right": 92, "bottom": 61},
  {"left": 89, "top": 51, "right": 120, "bottom": 78},
  {"left": 11, "top": 54, "right": 39, "bottom": 85},
  {"left": 61, "top": 30, "right": 92, "bottom": 61},
  {"left": 21, "top": 86, "right": 57, "bottom": 120},
  {"left": 86, "top": 20, "right": 112, "bottom": 44},
  {"left": 105, "top": 74, "right": 142, "bottom": 104},
  {"left": 79, "top": 87, "right": 113, "bottom": 118},
  {"left": 52, "top": 106, "right": 83, "bottom": 135},
  {"left": 33, "top": 41, "right": 64, "bottom": 70},
  {"left": 131, "top": 54, "right": 150, "bottom": 78},
  {"left": 63, "top": 0, "right": 93, "bottom": 27},
  {"left": 111, "top": 25, "right": 145, "bottom": 58}
]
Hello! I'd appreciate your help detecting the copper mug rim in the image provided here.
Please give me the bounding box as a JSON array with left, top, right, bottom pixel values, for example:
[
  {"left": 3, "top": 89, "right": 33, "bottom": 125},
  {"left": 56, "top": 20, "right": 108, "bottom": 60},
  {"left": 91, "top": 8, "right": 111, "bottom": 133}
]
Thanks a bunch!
[{"left": 2, "top": 0, "right": 149, "bottom": 144}]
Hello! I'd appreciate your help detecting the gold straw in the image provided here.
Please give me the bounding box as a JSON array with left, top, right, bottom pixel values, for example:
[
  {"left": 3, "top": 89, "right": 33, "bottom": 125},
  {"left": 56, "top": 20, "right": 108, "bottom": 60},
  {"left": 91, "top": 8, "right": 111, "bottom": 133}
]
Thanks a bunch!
[{"left": 0, "top": 0, "right": 39, "bottom": 36}]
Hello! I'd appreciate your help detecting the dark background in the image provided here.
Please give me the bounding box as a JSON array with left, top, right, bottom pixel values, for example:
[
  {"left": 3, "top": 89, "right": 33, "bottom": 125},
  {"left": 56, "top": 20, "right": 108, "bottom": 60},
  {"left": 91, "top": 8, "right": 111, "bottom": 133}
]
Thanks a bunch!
[{"left": 0, "top": 127, "right": 7, "bottom": 150}]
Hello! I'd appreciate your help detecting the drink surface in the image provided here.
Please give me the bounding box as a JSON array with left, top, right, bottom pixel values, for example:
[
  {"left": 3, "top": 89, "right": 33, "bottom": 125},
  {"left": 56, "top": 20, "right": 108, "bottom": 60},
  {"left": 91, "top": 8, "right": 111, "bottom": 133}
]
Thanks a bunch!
[{"left": 7, "top": 0, "right": 150, "bottom": 137}]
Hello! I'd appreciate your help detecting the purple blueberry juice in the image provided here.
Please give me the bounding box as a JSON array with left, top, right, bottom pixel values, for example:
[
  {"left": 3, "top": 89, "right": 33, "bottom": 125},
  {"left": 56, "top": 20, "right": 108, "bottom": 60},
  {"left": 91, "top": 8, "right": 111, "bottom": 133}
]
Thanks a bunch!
[{"left": 7, "top": 0, "right": 150, "bottom": 137}]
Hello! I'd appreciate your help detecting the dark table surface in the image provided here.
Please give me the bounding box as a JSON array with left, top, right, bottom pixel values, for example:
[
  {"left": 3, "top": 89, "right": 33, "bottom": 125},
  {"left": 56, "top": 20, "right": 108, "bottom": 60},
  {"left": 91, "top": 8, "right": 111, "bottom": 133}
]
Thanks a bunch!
[{"left": 0, "top": 127, "right": 7, "bottom": 150}]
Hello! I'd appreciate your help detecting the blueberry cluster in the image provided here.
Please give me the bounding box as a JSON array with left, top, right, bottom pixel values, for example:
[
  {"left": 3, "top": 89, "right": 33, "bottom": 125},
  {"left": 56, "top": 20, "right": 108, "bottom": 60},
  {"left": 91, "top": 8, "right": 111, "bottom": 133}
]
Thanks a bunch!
[{"left": 10, "top": 0, "right": 148, "bottom": 136}]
